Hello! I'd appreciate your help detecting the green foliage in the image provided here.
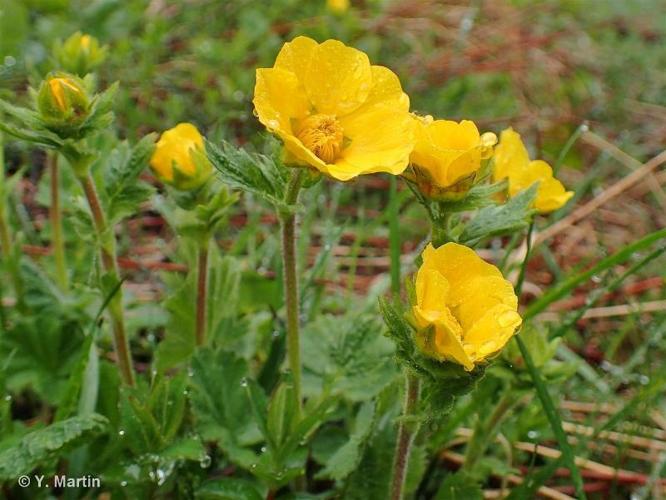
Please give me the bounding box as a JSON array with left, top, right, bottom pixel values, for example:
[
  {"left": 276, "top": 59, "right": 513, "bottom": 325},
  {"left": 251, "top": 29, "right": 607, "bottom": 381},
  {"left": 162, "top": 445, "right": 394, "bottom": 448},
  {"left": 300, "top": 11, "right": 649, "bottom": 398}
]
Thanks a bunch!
[
  {"left": 316, "top": 401, "right": 375, "bottom": 481},
  {"left": 301, "top": 313, "right": 397, "bottom": 402},
  {"left": 118, "top": 373, "right": 188, "bottom": 455},
  {"left": 245, "top": 376, "right": 337, "bottom": 488},
  {"left": 206, "top": 139, "right": 288, "bottom": 208},
  {"left": 435, "top": 472, "right": 484, "bottom": 500},
  {"left": 0, "top": 414, "right": 108, "bottom": 480},
  {"left": 103, "top": 133, "right": 156, "bottom": 223},
  {"left": 459, "top": 183, "right": 538, "bottom": 245},
  {"left": 379, "top": 298, "right": 484, "bottom": 416},
  {"left": 197, "top": 478, "right": 264, "bottom": 500},
  {"left": 155, "top": 250, "right": 241, "bottom": 371},
  {"left": 189, "top": 348, "right": 261, "bottom": 457}
]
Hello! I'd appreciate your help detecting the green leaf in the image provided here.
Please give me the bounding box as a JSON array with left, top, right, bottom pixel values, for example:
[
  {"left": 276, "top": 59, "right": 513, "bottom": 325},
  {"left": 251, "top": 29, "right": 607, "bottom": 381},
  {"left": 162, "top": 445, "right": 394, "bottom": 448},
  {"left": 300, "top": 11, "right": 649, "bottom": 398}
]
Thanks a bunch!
[
  {"left": 301, "top": 313, "right": 397, "bottom": 402},
  {"left": 189, "top": 348, "right": 260, "bottom": 466},
  {"left": 266, "top": 379, "right": 299, "bottom": 451},
  {"left": 206, "top": 139, "right": 287, "bottom": 208},
  {"left": 459, "top": 183, "right": 537, "bottom": 245},
  {"left": 435, "top": 472, "right": 483, "bottom": 500},
  {"left": 103, "top": 134, "right": 156, "bottom": 223},
  {"left": 317, "top": 401, "right": 375, "bottom": 481},
  {"left": 196, "top": 478, "right": 264, "bottom": 500},
  {"left": 0, "top": 414, "right": 108, "bottom": 480},
  {"left": 76, "top": 82, "right": 119, "bottom": 137},
  {"left": 156, "top": 249, "right": 240, "bottom": 371},
  {"left": 161, "top": 437, "right": 207, "bottom": 462}
]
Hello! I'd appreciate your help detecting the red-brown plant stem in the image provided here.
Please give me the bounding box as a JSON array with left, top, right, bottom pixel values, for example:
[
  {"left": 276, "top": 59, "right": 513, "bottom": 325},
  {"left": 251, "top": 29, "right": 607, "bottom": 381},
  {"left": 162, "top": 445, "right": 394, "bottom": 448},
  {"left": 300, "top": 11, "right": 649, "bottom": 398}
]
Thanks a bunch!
[
  {"left": 390, "top": 370, "right": 421, "bottom": 500},
  {"left": 81, "top": 174, "right": 135, "bottom": 386}
]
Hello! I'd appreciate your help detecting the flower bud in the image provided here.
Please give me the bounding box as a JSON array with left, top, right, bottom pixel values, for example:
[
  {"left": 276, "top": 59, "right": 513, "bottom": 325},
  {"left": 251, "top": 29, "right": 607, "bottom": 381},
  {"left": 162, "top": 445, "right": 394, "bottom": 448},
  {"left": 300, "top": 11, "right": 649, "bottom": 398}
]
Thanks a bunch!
[
  {"left": 150, "top": 123, "right": 214, "bottom": 191},
  {"left": 408, "top": 115, "right": 497, "bottom": 201},
  {"left": 53, "top": 32, "right": 107, "bottom": 76},
  {"left": 37, "top": 72, "right": 91, "bottom": 128}
]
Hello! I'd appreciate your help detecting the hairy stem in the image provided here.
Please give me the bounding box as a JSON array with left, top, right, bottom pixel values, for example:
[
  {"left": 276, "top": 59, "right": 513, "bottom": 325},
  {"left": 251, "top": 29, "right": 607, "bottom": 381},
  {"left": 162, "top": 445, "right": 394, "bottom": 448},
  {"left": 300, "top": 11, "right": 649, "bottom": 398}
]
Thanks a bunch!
[
  {"left": 49, "top": 153, "right": 68, "bottom": 290},
  {"left": 195, "top": 239, "right": 209, "bottom": 346},
  {"left": 280, "top": 168, "right": 305, "bottom": 413},
  {"left": 390, "top": 370, "right": 421, "bottom": 500},
  {"left": 80, "top": 174, "right": 135, "bottom": 386}
]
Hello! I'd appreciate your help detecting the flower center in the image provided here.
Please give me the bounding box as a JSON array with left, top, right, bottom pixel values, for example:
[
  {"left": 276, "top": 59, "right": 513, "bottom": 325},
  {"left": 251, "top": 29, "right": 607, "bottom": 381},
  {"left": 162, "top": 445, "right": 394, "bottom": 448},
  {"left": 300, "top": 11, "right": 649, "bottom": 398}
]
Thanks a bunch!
[{"left": 297, "top": 114, "right": 344, "bottom": 164}]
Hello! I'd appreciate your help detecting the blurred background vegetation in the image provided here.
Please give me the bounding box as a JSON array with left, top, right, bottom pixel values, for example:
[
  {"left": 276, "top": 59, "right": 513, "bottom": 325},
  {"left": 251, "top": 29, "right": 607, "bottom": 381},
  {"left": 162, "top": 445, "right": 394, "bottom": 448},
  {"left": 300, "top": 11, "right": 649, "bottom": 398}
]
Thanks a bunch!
[{"left": 0, "top": 0, "right": 665, "bottom": 497}]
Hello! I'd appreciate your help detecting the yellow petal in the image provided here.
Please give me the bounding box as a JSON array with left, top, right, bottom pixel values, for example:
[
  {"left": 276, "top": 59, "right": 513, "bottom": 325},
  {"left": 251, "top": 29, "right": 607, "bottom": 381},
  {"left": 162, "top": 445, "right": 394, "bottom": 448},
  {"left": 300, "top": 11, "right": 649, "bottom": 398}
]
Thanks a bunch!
[
  {"left": 254, "top": 68, "right": 309, "bottom": 135},
  {"left": 463, "top": 304, "right": 522, "bottom": 362},
  {"left": 359, "top": 65, "right": 410, "bottom": 112},
  {"left": 415, "top": 268, "right": 450, "bottom": 320},
  {"left": 411, "top": 119, "right": 486, "bottom": 187},
  {"left": 304, "top": 39, "right": 372, "bottom": 116},
  {"left": 150, "top": 123, "right": 203, "bottom": 181},
  {"left": 451, "top": 275, "right": 518, "bottom": 332},
  {"left": 420, "top": 242, "right": 502, "bottom": 291},
  {"left": 525, "top": 160, "right": 574, "bottom": 213},
  {"left": 273, "top": 36, "right": 318, "bottom": 86},
  {"left": 434, "top": 322, "right": 474, "bottom": 371},
  {"left": 331, "top": 104, "right": 413, "bottom": 179},
  {"left": 493, "top": 127, "right": 530, "bottom": 182}
]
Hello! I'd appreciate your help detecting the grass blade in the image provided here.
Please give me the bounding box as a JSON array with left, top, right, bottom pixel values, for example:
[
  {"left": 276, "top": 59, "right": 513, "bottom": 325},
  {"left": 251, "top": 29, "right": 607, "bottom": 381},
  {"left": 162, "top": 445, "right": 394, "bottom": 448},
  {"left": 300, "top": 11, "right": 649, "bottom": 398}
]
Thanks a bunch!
[
  {"left": 515, "top": 334, "right": 587, "bottom": 500},
  {"left": 524, "top": 228, "right": 666, "bottom": 320}
]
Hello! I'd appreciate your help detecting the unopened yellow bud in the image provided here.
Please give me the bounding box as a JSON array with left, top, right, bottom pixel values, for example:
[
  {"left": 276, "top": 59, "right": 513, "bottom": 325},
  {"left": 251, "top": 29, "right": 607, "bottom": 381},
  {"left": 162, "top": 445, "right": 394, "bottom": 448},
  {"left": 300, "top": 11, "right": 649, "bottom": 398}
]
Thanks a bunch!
[
  {"left": 150, "top": 123, "right": 214, "bottom": 191},
  {"left": 37, "top": 72, "right": 90, "bottom": 128}
]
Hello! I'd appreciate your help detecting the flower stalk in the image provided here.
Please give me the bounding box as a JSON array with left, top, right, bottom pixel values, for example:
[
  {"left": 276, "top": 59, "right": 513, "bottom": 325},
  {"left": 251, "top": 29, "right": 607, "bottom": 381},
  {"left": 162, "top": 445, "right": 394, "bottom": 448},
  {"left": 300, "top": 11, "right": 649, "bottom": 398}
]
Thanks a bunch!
[
  {"left": 280, "top": 168, "right": 305, "bottom": 413},
  {"left": 195, "top": 237, "right": 210, "bottom": 346},
  {"left": 80, "top": 173, "right": 135, "bottom": 386},
  {"left": 390, "top": 369, "right": 421, "bottom": 500},
  {"left": 49, "top": 152, "right": 68, "bottom": 290}
]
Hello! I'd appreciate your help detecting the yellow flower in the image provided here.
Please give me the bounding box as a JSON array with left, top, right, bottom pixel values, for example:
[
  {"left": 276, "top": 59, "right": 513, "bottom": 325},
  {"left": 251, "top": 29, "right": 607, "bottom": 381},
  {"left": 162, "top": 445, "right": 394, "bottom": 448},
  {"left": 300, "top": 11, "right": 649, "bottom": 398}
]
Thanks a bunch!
[
  {"left": 253, "top": 36, "right": 414, "bottom": 181},
  {"left": 412, "top": 243, "right": 522, "bottom": 371},
  {"left": 37, "top": 72, "right": 90, "bottom": 128},
  {"left": 150, "top": 123, "right": 213, "bottom": 191},
  {"left": 493, "top": 128, "right": 574, "bottom": 213},
  {"left": 410, "top": 116, "right": 497, "bottom": 191},
  {"left": 327, "top": 0, "right": 349, "bottom": 13}
]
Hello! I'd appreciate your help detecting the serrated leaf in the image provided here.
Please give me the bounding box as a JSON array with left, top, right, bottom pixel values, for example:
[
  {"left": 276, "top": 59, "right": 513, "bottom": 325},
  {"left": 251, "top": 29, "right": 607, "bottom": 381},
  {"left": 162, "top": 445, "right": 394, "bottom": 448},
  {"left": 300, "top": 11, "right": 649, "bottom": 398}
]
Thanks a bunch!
[
  {"left": 302, "top": 313, "right": 397, "bottom": 402},
  {"left": 206, "top": 140, "right": 287, "bottom": 207},
  {"left": 76, "top": 82, "right": 119, "bottom": 137},
  {"left": 104, "top": 134, "right": 156, "bottom": 223},
  {"left": 0, "top": 414, "right": 108, "bottom": 480},
  {"left": 317, "top": 401, "right": 375, "bottom": 481},
  {"left": 459, "top": 183, "right": 538, "bottom": 245},
  {"left": 189, "top": 348, "right": 260, "bottom": 457},
  {"left": 156, "top": 250, "right": 241, "bottom": 371}
]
